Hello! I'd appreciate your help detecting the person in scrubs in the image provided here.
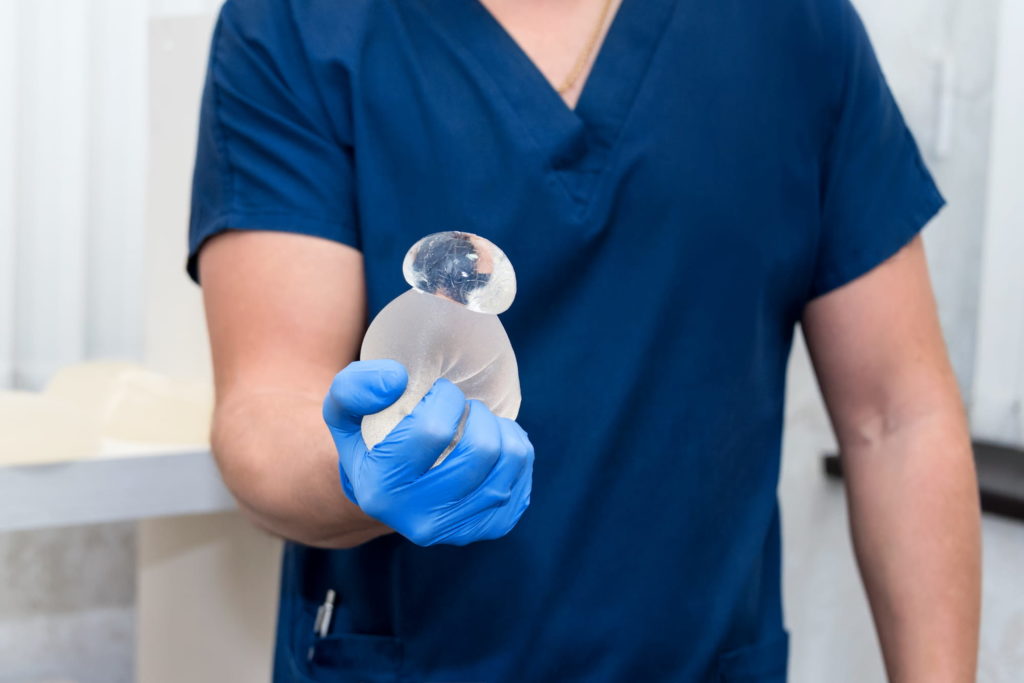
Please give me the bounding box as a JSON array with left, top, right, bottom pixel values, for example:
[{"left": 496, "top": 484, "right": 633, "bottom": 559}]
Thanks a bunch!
[{"left": 189, "top": 0, "right": 980, "bottom": 680}]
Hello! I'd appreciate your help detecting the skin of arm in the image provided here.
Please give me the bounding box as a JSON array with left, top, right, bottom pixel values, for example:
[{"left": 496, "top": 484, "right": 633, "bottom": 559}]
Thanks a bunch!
[
  {"left": 802, "top": 236, "right": 981, "bottom": 682},
  {"left": 199, "top": 230, "right": 392, "bottom": 549}
]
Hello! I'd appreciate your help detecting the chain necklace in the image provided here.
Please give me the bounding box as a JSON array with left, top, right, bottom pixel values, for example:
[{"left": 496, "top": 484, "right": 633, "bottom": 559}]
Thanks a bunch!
[{"left": 556, "top": 0, "right": 615, "bottom": 95}]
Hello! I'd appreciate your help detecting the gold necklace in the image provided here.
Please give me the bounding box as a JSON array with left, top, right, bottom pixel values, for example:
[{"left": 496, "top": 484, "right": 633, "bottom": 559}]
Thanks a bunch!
[{"left": 556, "top": 0, "right": 615, "bottom": 95}]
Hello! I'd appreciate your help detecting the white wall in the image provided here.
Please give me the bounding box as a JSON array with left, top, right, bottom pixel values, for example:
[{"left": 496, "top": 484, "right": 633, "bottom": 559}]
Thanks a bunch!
[
  {"left": 971, "top": 0, "right": 1024, "bottom": 446},
  {"left": 144, "top": 12, "right": 214, "bottom": 379}
]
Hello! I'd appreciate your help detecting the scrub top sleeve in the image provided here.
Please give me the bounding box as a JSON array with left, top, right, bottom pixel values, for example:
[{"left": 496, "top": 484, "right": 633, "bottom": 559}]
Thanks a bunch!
[
  {"left": 187, "top": 0, "right": 358, "bottom": 283},
  {"left": 808, "top": 0, "right": 945, "bottom": 300}
]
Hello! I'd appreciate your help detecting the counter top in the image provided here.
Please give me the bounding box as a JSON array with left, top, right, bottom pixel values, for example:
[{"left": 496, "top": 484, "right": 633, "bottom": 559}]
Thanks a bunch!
[{"left": 0, "top": 449, "right": 234, "bottom": 532}]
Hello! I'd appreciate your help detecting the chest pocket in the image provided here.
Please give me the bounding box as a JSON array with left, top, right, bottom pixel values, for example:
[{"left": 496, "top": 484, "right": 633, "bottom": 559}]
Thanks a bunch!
[
  {"left": 284, "top": 599, "right": 404, "bottom": 683},
  {"left": 716, "top": 631, "right": 789, "bottom": 682}
]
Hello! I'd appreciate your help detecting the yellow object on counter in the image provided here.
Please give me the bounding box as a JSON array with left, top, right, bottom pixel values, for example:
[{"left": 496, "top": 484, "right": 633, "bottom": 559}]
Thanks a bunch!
[
  {"left": 0, "top": 391, "right": 103, "bottom": 464},
  {"left": 45, "top": 361, "right": 213, "bottom": 445}
]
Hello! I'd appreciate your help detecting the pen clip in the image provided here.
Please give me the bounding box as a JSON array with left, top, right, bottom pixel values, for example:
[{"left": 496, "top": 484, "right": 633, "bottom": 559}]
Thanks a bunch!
[
  {"left": 308, "top": 589, "right": 337, "bottom": 661},
  {"left": 313, "top": 589, "right": 336, "bottom": 638}
]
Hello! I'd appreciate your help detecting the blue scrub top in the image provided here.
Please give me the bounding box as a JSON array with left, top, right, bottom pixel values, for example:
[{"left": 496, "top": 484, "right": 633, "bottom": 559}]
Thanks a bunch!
[{"left": 189, "top": 0, "right": 944, "bottom": 680}]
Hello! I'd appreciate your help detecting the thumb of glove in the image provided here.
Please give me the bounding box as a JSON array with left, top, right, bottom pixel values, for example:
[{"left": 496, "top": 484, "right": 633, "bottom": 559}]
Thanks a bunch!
[{"left": 323, "top": 359, "right": 409, "bottom": 442}]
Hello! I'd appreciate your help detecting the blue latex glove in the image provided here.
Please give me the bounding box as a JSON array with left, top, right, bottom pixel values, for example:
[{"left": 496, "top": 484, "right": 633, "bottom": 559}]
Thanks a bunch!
[{"left": 323, "top": 359, "right": 534, "bottom": 547}]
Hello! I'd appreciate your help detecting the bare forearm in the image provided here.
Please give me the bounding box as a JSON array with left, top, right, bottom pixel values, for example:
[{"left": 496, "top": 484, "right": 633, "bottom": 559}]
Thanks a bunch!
[
  {"left": 843, "top": 409, "right": 980, "bottom": 682},
  {"left": 212, "top": 389, "right": 392, "bottom": 548}
]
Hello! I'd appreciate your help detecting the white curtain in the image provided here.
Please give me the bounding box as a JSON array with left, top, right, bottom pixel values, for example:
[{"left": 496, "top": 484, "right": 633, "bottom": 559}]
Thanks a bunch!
[{"left": 0, "top": 0, "right": 221, "bottom": 390}]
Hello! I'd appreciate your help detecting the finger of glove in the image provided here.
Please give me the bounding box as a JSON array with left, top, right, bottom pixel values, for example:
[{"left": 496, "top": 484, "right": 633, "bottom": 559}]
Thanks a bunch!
[
  {"left": 323, "top": 360, "right": 409, "bottom": 436},
  {"left": 447, "top": 417, "right": 533, "bottom": 519},
  {"left": 440, "top": 480, "right": 532, "bottom": 546},
  {"left": 422, "top": 449, "right": 533, "bottom": 547},
  {"left": 370, "top": 378, "right": 467, "bottom": 484},
  {"left": 502, "top": 451, "right": 534, "bottom": 523},
  {"left": 491, "top": 417, "right": 533, "bottom": 493},
  {"left": 422, "top": 400, "right": 503, "bottom": 500},
  {"left": 467, "top": 457, "right": 534, "bottom": 543}
]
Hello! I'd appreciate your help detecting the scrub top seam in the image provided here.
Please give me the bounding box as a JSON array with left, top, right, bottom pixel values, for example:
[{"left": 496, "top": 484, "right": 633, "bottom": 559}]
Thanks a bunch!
[
  {"left": 805, "top": 0, "right": 858, "bottom": 304},
  {"left": 284, "top": 0, "right": 352, "bottom": 152},
  {"left": 807, "top": 183, "right": 944, "bottom": 300},
  {"left": 198, "top": 209, "right": 357, "bottom": 232},
  {"left": 186, "top": 211, "right": 361, "bottom": 282},
  {"left": 209, "top": 18, "right": 240, "bottom": 223}
]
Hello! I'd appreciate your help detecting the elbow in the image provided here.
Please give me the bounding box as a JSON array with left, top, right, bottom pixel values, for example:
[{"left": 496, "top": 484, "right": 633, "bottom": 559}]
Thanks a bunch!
[
  {"left": 209, "top": 409, "right": 278, "bottom": 515},
  {"left": 209, "top": 411, "right": 387, "bottom": 550}
]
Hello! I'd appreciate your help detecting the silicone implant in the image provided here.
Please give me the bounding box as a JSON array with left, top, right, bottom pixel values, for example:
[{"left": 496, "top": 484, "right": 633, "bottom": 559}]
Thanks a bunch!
[{"left": 359, "top": 231, "right": 521, "bottom": 457}]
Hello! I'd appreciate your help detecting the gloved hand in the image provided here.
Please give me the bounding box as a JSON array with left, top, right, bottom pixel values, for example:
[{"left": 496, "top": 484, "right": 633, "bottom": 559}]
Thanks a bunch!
[{"left": 323, "top": 359, "right": 534, "bottom": 547}]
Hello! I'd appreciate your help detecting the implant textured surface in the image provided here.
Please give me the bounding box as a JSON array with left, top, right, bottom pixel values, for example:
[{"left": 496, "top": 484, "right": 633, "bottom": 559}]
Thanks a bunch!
[{"left": 360, "top": 290, "right": 521, "bottom": 450}]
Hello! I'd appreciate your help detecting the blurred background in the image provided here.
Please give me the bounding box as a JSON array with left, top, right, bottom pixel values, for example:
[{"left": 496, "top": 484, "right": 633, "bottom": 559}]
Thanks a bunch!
[{"left": 0, "top": 0, "right": 1022, "bottom": 681}]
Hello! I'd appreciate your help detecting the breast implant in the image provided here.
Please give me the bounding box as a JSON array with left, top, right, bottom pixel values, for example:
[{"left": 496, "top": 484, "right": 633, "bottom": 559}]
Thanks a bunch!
[{"left": 359, "top": 231, "right": 521, "bottom": 453}]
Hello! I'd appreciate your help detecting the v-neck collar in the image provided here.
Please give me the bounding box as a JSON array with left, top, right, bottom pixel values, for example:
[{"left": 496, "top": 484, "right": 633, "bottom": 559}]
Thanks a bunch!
[
  {"left": 462, "top": 0, "right": 619, "bottom": 117},
  {"left": 415, "top": 0, "right": 678, "bottom": 216}
]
